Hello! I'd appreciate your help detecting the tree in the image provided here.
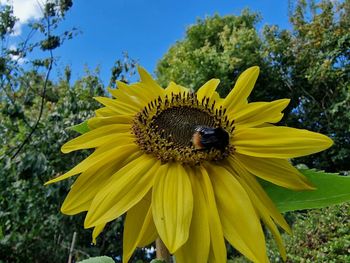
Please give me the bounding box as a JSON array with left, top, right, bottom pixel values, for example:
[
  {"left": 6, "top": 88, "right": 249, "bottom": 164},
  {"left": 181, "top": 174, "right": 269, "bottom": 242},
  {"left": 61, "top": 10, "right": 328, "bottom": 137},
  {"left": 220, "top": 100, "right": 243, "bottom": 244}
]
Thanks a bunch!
[
  {"left": 0, "top": 69, "right": 103, "bottom": 262},
  {"left": 0, "top": 0, "right": 76, "bottom": 159},
  {"left": 263, "top": 0, "right": 350, "bottom": 171}
]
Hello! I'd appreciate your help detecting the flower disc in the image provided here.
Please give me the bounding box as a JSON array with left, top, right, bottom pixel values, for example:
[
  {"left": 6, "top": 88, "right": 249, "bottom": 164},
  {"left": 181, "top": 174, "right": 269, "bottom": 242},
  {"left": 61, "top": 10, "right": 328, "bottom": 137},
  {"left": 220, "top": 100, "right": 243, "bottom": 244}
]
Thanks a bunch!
[{"left": 132, "top": 92, "right": 233, "bottom": 165}]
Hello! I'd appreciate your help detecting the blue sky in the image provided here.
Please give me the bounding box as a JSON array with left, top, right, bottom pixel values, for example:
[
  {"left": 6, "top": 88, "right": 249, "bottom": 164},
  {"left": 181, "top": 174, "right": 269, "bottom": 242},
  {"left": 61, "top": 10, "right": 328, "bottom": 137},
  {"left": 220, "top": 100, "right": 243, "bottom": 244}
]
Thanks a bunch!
[{"left": 8, "top": 0, "right": 292, "bottom": 85}]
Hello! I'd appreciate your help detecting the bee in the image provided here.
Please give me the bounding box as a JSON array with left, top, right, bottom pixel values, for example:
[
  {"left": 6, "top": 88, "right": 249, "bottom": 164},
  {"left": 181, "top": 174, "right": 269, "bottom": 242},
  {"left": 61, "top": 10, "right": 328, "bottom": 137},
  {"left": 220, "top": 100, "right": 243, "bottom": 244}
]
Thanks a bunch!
[{"left": 192, "top": 126, "right": 229, "bottom": 151}]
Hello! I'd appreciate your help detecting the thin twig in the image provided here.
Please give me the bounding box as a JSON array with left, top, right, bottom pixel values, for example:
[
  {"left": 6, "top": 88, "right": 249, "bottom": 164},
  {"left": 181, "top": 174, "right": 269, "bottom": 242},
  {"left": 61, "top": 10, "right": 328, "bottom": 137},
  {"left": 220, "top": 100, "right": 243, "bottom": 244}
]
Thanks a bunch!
[
  {"left": 67, "top": 232, "right": 77, "bottom": 263},
  {"left": 61, "top": 243, "right": 90, "bottom": 258},
  {"left": 10, "top": 51, "right": 53, "bottom": 159},
  {"left": 11, "top": 6, "right": 54, "bottom": 159}
]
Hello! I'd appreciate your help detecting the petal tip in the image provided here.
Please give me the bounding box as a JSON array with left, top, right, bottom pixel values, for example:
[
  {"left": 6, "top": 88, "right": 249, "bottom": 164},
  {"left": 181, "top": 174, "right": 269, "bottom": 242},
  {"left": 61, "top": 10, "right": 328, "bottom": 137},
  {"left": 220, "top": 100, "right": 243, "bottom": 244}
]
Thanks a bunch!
[
  {"left": 210, "top": 78, "right": 220, "bottom": 84},
  {"left": 84, "top": 218, "right": 93, "bottom": 229},
  {"left": 137, "top": 66, "right": 151, "bottom": 80},
  {"left": 61, "top": 145, "right": 70, "bottom": 154},
  {"left": 248, "top": 65, "right": 260, "bottom": 74},
  {"left": 326, "top": 136, "right": 334, "bottom": 148},
  {"left": 44, "top": 177, "right": 59, "bottom": 185},
  {"left": 319, "top": 134, "right": 334, "bottom": 151},
  {"left": 107, "top": 87, "right": 114, "bottom": 94},
  {"left": 136, "top": 65, "right": 144, "bottom": 73},
  {"left": 60, "top": 205, "right": 70, "bottom": 215}
]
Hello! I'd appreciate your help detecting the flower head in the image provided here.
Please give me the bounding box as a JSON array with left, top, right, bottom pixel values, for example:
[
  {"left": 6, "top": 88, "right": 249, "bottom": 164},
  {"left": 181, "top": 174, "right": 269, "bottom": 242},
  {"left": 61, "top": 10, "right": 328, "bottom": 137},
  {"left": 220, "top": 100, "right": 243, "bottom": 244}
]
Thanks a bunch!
[{"left": 47, "top": 66, "right": 333, "bottom": 262}]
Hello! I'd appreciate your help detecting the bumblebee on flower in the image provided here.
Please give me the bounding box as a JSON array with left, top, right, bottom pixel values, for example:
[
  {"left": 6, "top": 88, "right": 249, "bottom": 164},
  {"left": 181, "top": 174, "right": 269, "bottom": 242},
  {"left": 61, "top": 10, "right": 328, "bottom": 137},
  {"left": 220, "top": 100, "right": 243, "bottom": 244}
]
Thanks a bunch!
[{"left": 46, "top": 66, "right": 332, "bottom": 263}]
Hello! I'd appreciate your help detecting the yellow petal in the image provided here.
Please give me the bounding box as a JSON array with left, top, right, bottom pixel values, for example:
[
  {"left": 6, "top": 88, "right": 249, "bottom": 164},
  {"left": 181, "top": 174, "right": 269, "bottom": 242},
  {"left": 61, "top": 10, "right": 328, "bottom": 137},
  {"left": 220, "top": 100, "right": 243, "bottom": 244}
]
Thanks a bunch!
[
  {"left": 62, "top": 163, "right": 114, "bottom": 214},
  {"left": 234, "top": 126, "right": 333, "bottom": 158},
  {"left": 138, "top": 66, "right": 165, "bottom": 95},
  {"left": 110, "top": 82, "right": 150, "bottom": 106},
  {"left": 152, "top": 162, "right": 193, "bottom": 253},
  {"left": 205, "top": 164, "right": 267, "bottom": 263},
  {"left": 233, "top": 99, "right": 290, "bottom": 128},
  {"left": 136, "top": 205, "right": 158, "bottom": 247},
  {"left": 198, "top": 166, "right": 227, "bottom": 263},
  {"left": 95, "top": 107, "right": 116, "bottom": 117},
  {"left": 226, "top": 157, "right": 289, "bottom": 259},
  {"left": 223, "top": 66, "right": 260, "bottom": 114},
  {"left": 123, "top": 193, "right": 157, "bottom": 263},
  {"left": 264, "top": 216, "right": 287, "bottom": 260},
  {"left": 196, "top": 79, "right": 220, "bottom": 102},
  {"left": 174, "top": 167, "right": 210, "bottom": 263},
  {"left": 226, "top": 156, "right": 291, "bottom": 233},
  {"left": 45, "top": 143, "right": 139, "bottom": 185},
  {"left": 84, "top": 154, "right": 160, "bottom": 228},
  {"left": 92, "top": 223, "right": 106, "bottom": 245},
  {"left": 88, "top": 115, "right": 133, "bottom": 129},
  {"left": 240, "top": 179, "right": 287, "bottom": 260},
  {"left": 94, "top": 97, "right": 139, "bottom": 115},
  {"left": 236, "top": 153, "right": 314, "bottom": 190},
  {"left": 61, "top": 151, "right": 142, "bottom": 215},
  {"left": 165, "top": 81, "right": 188, "bottom": 96},
  {"left": 61, "top": 124, "right": 132, "bottom": 153}
]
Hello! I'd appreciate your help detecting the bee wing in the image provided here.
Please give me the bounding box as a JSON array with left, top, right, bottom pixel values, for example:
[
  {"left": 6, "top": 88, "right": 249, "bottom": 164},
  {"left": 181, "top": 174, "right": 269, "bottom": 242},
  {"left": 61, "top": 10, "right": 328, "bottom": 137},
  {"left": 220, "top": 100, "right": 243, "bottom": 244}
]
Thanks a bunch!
[{"left": 200, "top": 134, "right": 220, "bottom": 145}]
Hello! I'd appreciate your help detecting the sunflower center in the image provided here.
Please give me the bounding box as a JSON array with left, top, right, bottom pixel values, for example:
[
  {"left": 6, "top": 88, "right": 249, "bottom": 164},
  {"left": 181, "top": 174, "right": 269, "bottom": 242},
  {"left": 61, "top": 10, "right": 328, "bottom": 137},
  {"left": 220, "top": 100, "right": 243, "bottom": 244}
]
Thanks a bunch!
[
  {"left": 132, "top": 92, "right": 234, "bottom": 165},
  {"left": 151, "top": 106, "right": 216, "bottom": 147}
]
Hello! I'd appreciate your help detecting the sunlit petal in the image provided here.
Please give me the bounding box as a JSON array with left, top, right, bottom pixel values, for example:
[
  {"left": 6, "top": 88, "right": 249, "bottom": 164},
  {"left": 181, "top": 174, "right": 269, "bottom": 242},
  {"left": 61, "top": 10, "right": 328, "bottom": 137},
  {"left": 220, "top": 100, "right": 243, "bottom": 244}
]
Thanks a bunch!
[
  {"left": 226, "top": 156, "right": 291, "bottom": 233},
  {"left": 138, "top": 66, "right": 165, "bottom": 95},
  {"left": 236, "top": 153, "right": 314, "bottom": 190},
  {"left": 233, "top": 99, "right": 290, "bottom": 128},
  {"left": 61, "top": 124, "right": 132, "bottom": 153},
  {"left": 223, "top": 66, "right": 260, "bottom": 113},
  {"left": 88, "top": 115, "right": 133, "bottom": 129},
  {"left": 165, "top": 81, "right": 188, "bottom": 96},
  {"left": 45, "top": 143, "right": 138, "bottom": 185},
  {"left": 152, "top": 163, "right": 193, "bottom": 253},
  {"left": 123, "top": 192, "right": 157, "bottom": 263},
  {"left": 206, "top": 163, "right": 267, "bottom": 263},
  {"left": 174, "top": 167, "right": 210, "bottom": 263},
  {"left": 198, "top": 166, "right": 227, "bottom": 263},
  {"left": 234, "top": 126, "right": 333, "bottom": 158},
  {"left": 197, "top": 79, "right": 220, "bottom": 102},
  {"left": 84, "top": 155, "right": 160, "bottom": 228},
  {"left": 92, "top": 223, "right": 106, "bottom": 245}
]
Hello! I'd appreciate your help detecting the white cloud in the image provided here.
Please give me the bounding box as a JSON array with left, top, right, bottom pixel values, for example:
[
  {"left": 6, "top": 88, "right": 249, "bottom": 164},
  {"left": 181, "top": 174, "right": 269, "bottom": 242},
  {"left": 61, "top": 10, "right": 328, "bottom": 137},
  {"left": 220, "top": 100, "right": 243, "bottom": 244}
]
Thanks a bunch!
[
  {"left": 9, "top": 44, "right": 26, "bottom": 64},
  {"left": 0, "top": 0, "right": 43, "bottom": 35}
]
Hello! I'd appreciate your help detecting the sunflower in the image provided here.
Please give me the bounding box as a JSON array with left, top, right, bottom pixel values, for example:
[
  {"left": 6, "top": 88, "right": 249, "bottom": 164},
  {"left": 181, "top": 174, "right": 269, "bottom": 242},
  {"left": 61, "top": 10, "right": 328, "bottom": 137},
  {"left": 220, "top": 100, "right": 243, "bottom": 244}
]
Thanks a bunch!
[{"left": 46, "top": 66, "right": 333, "bottom": 263}]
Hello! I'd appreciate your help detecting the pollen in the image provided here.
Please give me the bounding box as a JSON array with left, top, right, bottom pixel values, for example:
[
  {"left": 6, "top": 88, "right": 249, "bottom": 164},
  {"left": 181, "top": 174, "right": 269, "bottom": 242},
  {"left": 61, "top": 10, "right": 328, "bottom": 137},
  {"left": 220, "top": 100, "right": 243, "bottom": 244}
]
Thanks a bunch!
[{"left": 132, "top": 92, "right": 234, "bottom": 165}]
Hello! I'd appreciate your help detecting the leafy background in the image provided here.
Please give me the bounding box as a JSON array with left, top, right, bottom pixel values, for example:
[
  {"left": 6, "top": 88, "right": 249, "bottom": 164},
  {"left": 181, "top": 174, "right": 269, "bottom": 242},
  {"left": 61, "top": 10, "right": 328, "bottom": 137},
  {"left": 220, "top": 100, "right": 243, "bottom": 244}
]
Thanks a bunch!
[{"left": 0, "top": 0, "right": 349, "bottom": 262}]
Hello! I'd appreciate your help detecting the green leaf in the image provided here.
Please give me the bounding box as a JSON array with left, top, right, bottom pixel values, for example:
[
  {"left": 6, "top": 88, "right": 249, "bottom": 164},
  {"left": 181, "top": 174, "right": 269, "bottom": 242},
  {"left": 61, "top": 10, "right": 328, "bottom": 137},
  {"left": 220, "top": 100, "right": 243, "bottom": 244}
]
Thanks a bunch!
[
  {"left": 77, "top": 256, "right": 114, "bottom": 263},
  {"left": 262, "top": 169, "right": 350, "bottom": 213},
  {"left": 69, "top": 120, "right": 90, "bottom": 134}
]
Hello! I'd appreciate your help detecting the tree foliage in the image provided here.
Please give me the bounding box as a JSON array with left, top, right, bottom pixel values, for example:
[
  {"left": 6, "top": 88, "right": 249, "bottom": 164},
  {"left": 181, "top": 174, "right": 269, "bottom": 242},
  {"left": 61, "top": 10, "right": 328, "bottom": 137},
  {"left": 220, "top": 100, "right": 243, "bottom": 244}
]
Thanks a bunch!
[
  {"left": 0, "top": 70, "right": 105, "bottom": 262},
  {"left": 156, "top": 0, "right": 350, "bottom": 172},
  {"left": 264, "top": 0, "right": 350, "bottom": 172}
]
